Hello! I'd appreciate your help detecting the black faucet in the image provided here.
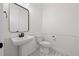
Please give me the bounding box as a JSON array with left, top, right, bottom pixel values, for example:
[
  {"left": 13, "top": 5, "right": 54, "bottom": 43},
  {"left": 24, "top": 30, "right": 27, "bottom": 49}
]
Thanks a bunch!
[{"left": 19, "top": 33, "right": 24, "bottom": 38}]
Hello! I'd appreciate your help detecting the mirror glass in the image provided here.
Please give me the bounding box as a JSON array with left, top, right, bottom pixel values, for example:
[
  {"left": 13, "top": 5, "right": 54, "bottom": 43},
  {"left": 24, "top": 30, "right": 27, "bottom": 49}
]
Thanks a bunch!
[{"left": 9, "top": 3, "right": 29, "bottom": 32}]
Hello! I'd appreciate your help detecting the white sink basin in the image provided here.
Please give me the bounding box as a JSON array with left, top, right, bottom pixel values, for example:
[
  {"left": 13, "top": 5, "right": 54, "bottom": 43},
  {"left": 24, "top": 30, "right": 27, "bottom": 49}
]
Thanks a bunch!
[{"left": 11, "top": 35, "right": 35, "bottom": 46}]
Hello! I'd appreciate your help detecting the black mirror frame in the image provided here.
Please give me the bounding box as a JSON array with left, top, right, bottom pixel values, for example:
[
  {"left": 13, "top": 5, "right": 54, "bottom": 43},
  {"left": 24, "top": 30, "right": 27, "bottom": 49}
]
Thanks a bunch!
[{"left": 8, "top": 3, "right": 29, "bottom": 33}]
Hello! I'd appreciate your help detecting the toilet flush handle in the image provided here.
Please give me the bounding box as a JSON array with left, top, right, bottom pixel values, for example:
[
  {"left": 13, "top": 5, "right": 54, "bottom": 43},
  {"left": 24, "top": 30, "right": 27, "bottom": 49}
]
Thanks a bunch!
[{"left": 52, "top": 35, "right": 56, "bottom": 41}]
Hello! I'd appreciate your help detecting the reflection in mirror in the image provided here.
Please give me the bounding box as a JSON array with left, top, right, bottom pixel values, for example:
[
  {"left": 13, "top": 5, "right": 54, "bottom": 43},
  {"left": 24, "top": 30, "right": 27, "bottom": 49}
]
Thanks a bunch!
[{"left": 9, "top": 3, "right": 29, "bottom": 33}]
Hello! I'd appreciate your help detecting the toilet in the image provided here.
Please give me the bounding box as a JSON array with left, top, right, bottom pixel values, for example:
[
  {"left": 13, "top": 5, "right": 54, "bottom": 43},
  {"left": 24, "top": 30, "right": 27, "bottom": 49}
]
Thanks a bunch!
[{"left": 36, "top": 35, "right": 52, "bottom": 55}]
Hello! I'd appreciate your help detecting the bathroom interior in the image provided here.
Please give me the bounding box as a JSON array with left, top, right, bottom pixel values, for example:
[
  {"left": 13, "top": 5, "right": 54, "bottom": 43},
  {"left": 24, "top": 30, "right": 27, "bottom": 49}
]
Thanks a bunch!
[{"left": 0, "top": 3, "right": 79, "bottom": 56}]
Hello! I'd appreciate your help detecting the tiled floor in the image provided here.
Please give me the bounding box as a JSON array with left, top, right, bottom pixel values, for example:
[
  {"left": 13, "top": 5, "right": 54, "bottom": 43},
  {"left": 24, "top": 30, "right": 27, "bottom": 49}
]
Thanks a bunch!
[{"left": 29, "top": 46, "right": 68, "bottom": 56}]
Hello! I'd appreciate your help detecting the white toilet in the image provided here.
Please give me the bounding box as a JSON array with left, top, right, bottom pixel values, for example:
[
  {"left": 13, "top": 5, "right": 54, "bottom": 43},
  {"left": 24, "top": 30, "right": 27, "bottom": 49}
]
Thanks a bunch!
[
  {"left": 36, "top": 35, "right": 52, "bottom": 55},
  {"left": 36, "top": 35, "right": 52, "bottom": 48}
]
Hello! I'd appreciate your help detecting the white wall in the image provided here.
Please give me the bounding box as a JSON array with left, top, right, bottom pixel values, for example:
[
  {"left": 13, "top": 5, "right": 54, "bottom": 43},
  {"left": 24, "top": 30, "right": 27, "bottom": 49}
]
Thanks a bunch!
[
  {"left": 0, "top": 3, "right": 4, "bottom": 56},
  {"left": 42, "top": 3, "right": 78, "bottom": 55},
  {"left": 3, "top": 3, "right": 42, "bottom": 56},
  {"left": 76, "top": 3, "right": 79, "bottom": 55},
  {"left": 3, "top": 3, "right": 18, "bottom": 56},
  {"left": 42, "top": 3, "right": 77, "bottom": 35},
  {"left": 27, "top": 3, "right": 43, "bottom": 33}
]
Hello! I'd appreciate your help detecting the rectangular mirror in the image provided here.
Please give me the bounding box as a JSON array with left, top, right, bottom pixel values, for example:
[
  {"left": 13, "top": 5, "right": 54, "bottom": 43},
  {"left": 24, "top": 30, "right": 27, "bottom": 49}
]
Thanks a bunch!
[{"left": 9, "top": 3, "right": 29, "bottom": 33}]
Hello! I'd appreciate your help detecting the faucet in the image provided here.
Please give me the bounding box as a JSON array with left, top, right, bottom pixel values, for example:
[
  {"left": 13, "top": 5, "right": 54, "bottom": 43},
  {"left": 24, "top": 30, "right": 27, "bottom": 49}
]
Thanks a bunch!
[{"left": 19, "top": 33, "right": 24, "bottom": 38}]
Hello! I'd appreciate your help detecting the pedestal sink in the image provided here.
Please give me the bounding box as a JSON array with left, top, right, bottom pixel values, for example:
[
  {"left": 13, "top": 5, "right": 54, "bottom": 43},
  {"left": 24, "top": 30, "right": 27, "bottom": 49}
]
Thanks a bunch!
[{"left": 11, "top": 35, "right": 35, "bottom": 46}]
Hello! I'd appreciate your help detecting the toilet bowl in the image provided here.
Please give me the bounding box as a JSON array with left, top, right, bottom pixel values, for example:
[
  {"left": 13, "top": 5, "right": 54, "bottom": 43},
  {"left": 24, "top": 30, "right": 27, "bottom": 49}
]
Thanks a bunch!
[
  {"left": 35, "top": 36, "right": 52, "bottom": 55},
  {"left": 36, "top": 35, "right": 52, "bottom": 48},
  {"left": 39, "top": 41, "right": 51, "bottom": 48}
]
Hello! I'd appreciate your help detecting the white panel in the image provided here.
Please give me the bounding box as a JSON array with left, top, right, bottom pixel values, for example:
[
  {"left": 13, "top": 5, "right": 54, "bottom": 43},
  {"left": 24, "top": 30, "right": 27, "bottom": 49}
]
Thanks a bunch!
[{"left": 42, "top": 3, "right": 77, "bottom": 35}]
